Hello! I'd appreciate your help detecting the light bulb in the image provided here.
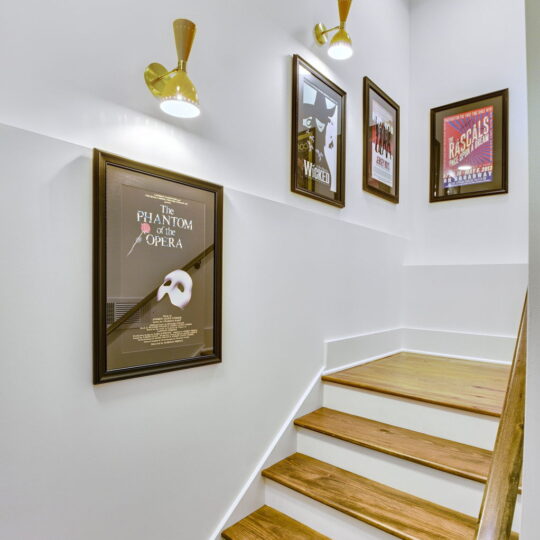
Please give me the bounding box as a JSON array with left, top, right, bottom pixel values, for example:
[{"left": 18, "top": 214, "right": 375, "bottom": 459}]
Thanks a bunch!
[
  {"left": 160, "top": 99, "right": 200, "bottom": 118},
  {"left": 328, "top": 41, "right": 353, "bottom": 60},
  {"left": 328, "top": 28, "right": 353, "bottom": 60}
]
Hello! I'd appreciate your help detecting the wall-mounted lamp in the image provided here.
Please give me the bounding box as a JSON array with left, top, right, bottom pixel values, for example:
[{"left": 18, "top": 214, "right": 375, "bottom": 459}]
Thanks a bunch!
[
  {"left": 314, "top": 0, "right": 353, "bottom": 60},
  {"left": 144, "top": 19, "right": 200, "bottom": 118}
]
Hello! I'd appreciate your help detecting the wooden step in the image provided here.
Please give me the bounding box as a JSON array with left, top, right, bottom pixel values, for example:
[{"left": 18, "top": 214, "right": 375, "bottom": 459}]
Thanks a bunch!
[
  {"left": 295, "top": 407, "right": 492, "bottom": 483},
  {"left": 322, "top": 352, "right": 510, "bottom": 417},
  {"left": 221, "top": 505, "right": 330, "bottom": 539},
  {"left": 263, "top": 453, "right": 516, "bottom": 540}
]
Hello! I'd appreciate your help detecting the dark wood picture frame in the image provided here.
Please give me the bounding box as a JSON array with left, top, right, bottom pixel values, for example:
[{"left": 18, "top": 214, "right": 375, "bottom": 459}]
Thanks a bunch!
[
  {"left": 363, "top": 77, "right": 400, "bottom": 203},
  {"left": 430, "top": 89, "right": 509, "bottom": 202},
  {"left": 93, "top": 150, "right": 223, "bottom": 384},
  {"left": 291, "top": 54, "right": 346, "bottom": 208}
]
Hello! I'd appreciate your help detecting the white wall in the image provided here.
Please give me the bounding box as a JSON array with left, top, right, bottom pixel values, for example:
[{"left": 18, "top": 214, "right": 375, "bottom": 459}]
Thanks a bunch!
[
  {"left": 408, "top": 0, "right": 529, "bottom": 266},
  {"left": 406, "top": 0, "right": 529, "bottom": 343},
  {"left": 0, "top": 0, "right": 410, "bottom": 239},
  {"left": 523, "top": 1, "right": 540, "bottom": 537},
  {"left": 0, "top": 0, "right": 532, "bottom": 538},
  {"left": 0, "top": 124, "right": 405, "bottom": 540},
  {"left": 403, "top": 264, "right": 527, "bottom": 337},
  {"left": 0, "top": 2, "right": 412, "bottom": 537}
]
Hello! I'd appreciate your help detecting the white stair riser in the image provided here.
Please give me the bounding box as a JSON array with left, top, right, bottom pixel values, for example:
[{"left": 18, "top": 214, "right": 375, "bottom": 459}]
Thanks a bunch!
[
  {"left": 323, "top": 382, "right": 499, "bottom": 449},
  {"left": 264, "top": 479, "right": 396, "bottom": 540},
  {"left": 298, "top": 430, "right": 481, "bottom": 519}
]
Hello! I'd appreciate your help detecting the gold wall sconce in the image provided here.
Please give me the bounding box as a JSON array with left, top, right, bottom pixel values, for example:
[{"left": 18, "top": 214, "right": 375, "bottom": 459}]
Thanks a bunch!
[
  {"left": 144, "top": 19, "right": 200, "bottom": 118},
  {"left": 314, "top": 0, "right": 353, "bottom": 60}
]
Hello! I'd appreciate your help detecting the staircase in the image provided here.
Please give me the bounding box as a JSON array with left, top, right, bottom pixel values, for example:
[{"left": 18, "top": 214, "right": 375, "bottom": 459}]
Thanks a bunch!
[{"left": 222, "top": 352, "right": 520, "bottom": 539}]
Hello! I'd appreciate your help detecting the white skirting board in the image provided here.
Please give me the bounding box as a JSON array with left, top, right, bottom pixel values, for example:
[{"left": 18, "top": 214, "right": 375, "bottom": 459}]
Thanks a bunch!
[
  {"left": 324, "top": 328, "right": 403, "bottom": 373},
  {"left": 212, "top": 327, "right": 516, "bottom": 538},
  {"left": 403, "top": 327, "right": 516, "bottom": 364},
  {"left": 326, "top": 327, "right": 516, "bottom": 369}
]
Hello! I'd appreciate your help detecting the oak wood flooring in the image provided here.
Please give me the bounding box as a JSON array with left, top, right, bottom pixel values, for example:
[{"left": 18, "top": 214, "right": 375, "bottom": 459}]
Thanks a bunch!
[
  {"left": 263, "top": 453, "right": 488, "bottom": 540},
  {"left": 295, "top": 407, "right": 493, "bottom": 483},
  {"left": 221, "top": 505, "right": 330, "bottom": 539},
  {"left": 322, "top": 352, "right": 511, "bottom": 417}
]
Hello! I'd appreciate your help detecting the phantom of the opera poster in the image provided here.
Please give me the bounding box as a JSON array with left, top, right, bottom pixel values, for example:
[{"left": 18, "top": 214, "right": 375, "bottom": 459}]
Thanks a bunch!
[
  {"left": 292, "top": 55, "right": 346, "bottom": 207},
  {"left": 93, "top": 151, "right": 223, "bottom": 383}
]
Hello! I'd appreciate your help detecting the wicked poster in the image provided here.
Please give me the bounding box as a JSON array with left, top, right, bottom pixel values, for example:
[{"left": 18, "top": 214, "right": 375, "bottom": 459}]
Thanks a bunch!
[
  {"left": 93, "top": 151, "right": 223, "bottom": 383},
  {"left": 291, "top": 55, "right": 346, "bottom": 207},
  {"left": 430, "top": 89, "right": 508, "bottom": 202},
  {"left": 363, "top": 77, "right": 400, "bottom": 203}
]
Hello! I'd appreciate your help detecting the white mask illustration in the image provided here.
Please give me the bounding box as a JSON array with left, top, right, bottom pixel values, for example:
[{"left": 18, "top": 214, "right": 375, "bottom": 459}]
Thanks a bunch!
[{"left": 157, "top": 269, "right": 193, "bottom": 309}]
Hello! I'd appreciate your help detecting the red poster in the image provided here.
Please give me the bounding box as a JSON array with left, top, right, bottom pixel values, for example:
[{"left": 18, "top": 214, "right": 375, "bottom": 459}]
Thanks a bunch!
[{"left": 443, "top": 106, "right": 494, "bottom": 188}]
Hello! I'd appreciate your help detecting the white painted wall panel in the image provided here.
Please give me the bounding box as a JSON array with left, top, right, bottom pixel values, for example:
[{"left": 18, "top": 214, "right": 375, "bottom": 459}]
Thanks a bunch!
[
  {"left": 0, "top": 125, "right": 405, "bottom": 540},
  {"left": 408, "top": 0, "right": 528, "bottom": 266}
]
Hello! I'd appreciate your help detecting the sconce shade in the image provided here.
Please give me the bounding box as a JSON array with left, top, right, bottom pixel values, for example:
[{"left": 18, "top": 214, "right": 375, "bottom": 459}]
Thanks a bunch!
[
  {"left": 159, "top": 70, "right": 200, "bottom": 118},
  {"left": 338, "top": 0, "right": 353, "bottom": 24},
  {"left": 313, "top": 0, "right": 354, "bottom": 61},
  {"left": 173, "top": 19, "right": 196, "bottom": 66},
  {"left": 144, "top": 18, "right": 200, "bottom": 118},
  {"left": 328, "top": 28, "right": 353, "bottom": 60}
]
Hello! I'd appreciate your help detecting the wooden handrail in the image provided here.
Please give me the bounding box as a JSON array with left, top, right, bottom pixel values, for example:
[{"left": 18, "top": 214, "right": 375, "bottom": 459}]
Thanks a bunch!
[{"left": 474, "top": 294, "right": 527, "bottom": 539}]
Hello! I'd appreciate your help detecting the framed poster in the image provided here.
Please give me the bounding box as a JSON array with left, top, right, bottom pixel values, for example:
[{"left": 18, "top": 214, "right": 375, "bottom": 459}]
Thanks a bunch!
[
  {"left": 430, "top": 89, "right": 508, "bottom": 202},
  {"left": 93, "top": 150, "right": 223, "bottom": 384},
  {"left": 363, "top": 77, "right": 400, "bottom": 203},
  {"left": 291, "top": 54, "right": 346, "bottom": 208}
]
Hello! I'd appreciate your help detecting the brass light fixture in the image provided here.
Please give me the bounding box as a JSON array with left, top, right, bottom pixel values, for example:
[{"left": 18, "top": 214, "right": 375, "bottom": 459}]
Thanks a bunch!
[
  {"left": 314, "top": 0, "right": 353, "bottom": 60},
  {"left": 144, "top": 19, "right": 200, "bottom": 118}
]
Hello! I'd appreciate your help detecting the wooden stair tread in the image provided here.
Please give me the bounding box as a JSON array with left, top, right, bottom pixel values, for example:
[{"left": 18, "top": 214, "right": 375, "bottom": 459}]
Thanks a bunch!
[
  {"left": 264, "top": 453, "right": 492, "bottom": 540},
  {"left": 221, "top": 505, "right": 330, "bottom": 539},
  {"left": 295, "top": 407, "right": 493, "bottom": 483},
  {"left": 322, "top": 352, "right": 511, "bottom": 417}
]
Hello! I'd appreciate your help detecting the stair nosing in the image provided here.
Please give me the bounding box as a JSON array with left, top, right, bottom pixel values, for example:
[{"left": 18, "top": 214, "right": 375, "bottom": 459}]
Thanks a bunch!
[
  {"left": 294, "top": 407, "right": 492, "bottom": 484},
  {"left": 321, "top": 375, "right": 503, "bottom": 417},
  {"left": 263, "top": 452, "right": 480, "bottom": 540},
  {"left": 221, "top": 505, "right": 330, "bottom": 540}
]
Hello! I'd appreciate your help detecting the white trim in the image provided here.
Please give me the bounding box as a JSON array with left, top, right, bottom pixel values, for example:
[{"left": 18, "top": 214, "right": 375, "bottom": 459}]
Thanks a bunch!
[
  {"left": 323, "top": 347, "right": 511, "bottom": 376},
  {"left": 209, "top": 367, "right": 324, "bottom": 540},
  {"left": 402, "top": 327, "right": 516, "bottom": 363},
  {"left": 405, "top": 326, "right": 517, "bottom": 340},
  {"left": 402, "top": 262, "right": 528, "bottom": 268},
  {"left": 325, "top": 328, "right": 403, "bottom": 372},
  {"left": 323, "top": 349, "right": 402, "bottom": 375},
  {"left": 325, "top": 327, "right": 402, "bottom": 344},
  {"left": 403, "top": 348, "right": 512, "bottom": 365}
]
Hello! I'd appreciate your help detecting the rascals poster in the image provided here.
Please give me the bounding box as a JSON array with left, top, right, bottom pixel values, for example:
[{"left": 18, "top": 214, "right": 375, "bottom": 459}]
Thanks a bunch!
[{"left": 442, "top": 106, "right": 494, "bottom": 189}]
